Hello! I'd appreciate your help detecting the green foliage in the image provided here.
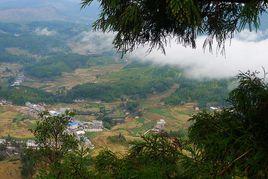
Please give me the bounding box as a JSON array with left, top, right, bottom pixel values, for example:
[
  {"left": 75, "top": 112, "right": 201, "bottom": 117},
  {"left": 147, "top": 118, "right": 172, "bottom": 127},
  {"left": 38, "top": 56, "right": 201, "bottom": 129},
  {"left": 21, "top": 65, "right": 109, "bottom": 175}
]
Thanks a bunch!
[
  {"left": 12, "top": 114, "right": 28, "bottom": 123},
  {"left": 107, "top": 133, "right": 127, "bottom": 145},
  {"left": 24, "top": 54, "right": 119, "bottom": 79},
  {"left": 24, "top": 53, "right": 90, "bottom": 79},
  {"left": 94, "top": 134, "right": 185, "bottom": 178},
  {"left": 82, "top": 0, "right": 267, "bottom": 54},
  {"left": 59, "top": 147, "right": 93, "bottom": 179},
  {"left": 19, "top": 71, "right": 268, "bottom": 178},
  {"left": 25, "top": 111, "right": 79, "bottom": 178},
  {"left": 23, "top": 54, "right": 118, "bottom": 79},
  {"left": 165, "top": 78, "right": 230, "bottom": 108},
  {"left": 187, "top": 71, "right": 268, "bottom": 177},
  {"left": 67, "top": 64, "right": 181, "bottom": 101},
  {"left": 0, "top": 86, "right": 57, "bottom": 105},
  {"left": 124, "top": 101, "right": 139, "bottom": 113},
  {"left": 21, "top": 148, "right": 38, "bottom": 178}
]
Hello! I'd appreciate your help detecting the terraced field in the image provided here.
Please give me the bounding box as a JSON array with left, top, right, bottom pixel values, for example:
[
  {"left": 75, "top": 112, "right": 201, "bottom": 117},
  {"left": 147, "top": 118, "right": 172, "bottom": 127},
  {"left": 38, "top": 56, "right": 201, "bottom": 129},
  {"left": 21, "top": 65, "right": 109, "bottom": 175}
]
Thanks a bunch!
[{"left": 0, "top": 106, "right": 34, "bottom": 138}]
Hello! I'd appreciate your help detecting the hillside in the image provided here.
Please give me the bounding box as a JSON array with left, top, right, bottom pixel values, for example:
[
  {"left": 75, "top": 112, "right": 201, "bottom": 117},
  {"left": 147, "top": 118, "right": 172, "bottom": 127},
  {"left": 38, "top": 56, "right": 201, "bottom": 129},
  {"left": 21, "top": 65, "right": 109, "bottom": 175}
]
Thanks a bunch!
[
  {"left": 0, "top": 0, "right": 99, "bottom": 23},
  {"left": 0, "top": 1, "right": 267, "bottom": 178},
  {"left": 0, "top": 21, "right": 234, "bottom": 177}
]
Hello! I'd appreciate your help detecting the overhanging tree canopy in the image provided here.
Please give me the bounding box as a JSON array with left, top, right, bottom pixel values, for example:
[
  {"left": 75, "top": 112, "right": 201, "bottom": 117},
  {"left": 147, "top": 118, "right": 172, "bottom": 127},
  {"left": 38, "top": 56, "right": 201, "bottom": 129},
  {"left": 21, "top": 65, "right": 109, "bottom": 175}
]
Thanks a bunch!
[{"left": 82, "top": 0, "right": 268, "bottom": 54}]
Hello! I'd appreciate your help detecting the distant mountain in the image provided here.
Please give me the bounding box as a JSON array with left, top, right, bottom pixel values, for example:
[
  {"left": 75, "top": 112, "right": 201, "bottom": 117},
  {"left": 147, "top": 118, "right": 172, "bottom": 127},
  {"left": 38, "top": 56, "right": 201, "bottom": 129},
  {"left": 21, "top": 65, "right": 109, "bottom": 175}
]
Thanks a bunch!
[{"left": 0, "top": 0, "right": 99, "bottom": 24}]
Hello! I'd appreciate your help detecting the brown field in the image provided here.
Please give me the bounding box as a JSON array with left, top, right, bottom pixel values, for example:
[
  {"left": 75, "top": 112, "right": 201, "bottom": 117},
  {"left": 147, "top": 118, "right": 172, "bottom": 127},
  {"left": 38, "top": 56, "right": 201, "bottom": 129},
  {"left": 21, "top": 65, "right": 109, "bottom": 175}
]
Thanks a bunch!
[
  {"left": 0, "top": 160, "right": 22, "bottom": 179},
  {"left": 0, "top": 106, "right": 34, "bottom": 138}
]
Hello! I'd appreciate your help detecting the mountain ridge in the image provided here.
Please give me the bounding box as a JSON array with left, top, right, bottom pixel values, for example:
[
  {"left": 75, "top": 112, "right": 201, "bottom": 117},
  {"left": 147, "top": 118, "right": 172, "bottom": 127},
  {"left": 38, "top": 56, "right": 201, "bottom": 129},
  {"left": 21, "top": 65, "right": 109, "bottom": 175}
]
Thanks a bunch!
[{"left": 0, "top": 0, "right": 99, "bottom": 23}]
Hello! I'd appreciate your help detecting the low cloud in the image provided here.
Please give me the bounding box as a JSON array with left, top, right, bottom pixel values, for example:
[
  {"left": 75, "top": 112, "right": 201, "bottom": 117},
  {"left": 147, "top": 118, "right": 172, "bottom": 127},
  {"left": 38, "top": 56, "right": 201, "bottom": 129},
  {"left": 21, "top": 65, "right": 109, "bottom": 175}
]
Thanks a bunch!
[
  {"left": 236, "top": 29, "right": 268, "bottom": 41},
  {"left": 69, "top": 31, "right": 115, "bottom": 55},
  {"left": 131, "top": 29, "right": 268, "bottom": 79},
  {"left": 69, "top": 29, "right": 268, "bottom": 79},
  {"left": 35, "top": 27, "right": 57, "bottom": 36}
]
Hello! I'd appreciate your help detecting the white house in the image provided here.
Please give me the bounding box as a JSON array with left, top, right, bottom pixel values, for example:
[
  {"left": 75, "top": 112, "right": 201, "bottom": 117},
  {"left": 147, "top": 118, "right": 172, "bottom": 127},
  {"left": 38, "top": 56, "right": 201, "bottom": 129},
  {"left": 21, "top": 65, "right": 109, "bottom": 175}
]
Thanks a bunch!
[
  {"left": 76, "top": 130, "right": 86, "bottom": 135},
  {"left": 26, "top": 140, "right": 38, "bottom": 149},
  {"left": 49, "top": 110, "right": 60, "bottom": 116},
  {"left": 152, "top": 119, "right": 166, "bottom": 132}
]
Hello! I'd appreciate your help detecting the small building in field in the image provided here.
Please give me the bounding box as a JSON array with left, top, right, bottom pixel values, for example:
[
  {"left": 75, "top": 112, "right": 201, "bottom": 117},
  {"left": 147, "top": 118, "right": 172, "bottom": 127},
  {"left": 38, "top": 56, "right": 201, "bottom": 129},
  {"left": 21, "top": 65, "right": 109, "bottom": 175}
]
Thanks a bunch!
[
  {"left": 86, "top": 120, "right": 103, "bottom": 132},
  {"left": 76, "top": 130, "right": 86, "bottom": 135},
  {"left": 152, "top": 119, "right": 166, "bottom": 133},
  {"left": 49, "top": 110, "right": 60, "bottom": 116},
  {"left": 68, "top": 121, "right": 79, "bottom": 130},
  {"left": 209, "top": 106, "right": 221, "bottom": 111},
  {"left": 26, "top": 140, "right": 38, "bottom": 149}
]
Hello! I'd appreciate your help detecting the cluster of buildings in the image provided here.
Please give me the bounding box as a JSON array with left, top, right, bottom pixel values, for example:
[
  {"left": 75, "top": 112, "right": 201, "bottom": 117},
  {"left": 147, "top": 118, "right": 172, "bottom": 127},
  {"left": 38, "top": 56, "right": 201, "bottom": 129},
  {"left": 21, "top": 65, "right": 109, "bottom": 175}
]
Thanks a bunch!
[
  {"left": 10, "top": 73, "right": 25, "bottom": 87},
  {"left": 144, "top": 119, "right": 166, "bottom": 135},
  {"left": 66, "top": 119, "right": 104, "bottom": 149},
  {"left": 44, "top": 108, "right": 104, "bottom": 149},
  {"left": 25, "top": 102, "right": 46, "bottom": 117},
  {"left": 86, "top": 120, "right": 104, "bottom": 132},
  {"left": 68, "top": 119, "right": 104, "bottom": 134},
  {"left": 0, "top": 101, "right": 108, "bottom": 151},
  {"left": 0, "top": 120, "right": 105, "bottom": 152},
  {"left": 48, "top": 108, "right": 70, "bottom": 116}
]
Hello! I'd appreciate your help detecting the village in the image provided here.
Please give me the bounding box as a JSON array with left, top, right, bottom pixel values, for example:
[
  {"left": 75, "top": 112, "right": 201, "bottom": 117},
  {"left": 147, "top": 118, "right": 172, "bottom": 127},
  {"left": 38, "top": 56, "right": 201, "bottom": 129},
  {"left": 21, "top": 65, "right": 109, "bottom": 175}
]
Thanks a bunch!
[
  {"left": 0, "top": 97, "right": 174, "bottom": 159},
  {"left": 0, "top": 93, "right": 223, "bottom": 162}
]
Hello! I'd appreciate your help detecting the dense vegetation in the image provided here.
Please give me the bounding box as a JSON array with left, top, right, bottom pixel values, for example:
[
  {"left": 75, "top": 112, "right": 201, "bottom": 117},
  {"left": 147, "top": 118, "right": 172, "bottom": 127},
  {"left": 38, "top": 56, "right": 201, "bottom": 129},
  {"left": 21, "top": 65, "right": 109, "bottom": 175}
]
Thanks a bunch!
[
  {"left": 23, "top": 54, "right": 117, "bottom": 79},
  {"left": 67, "top": 62, "right": 230, "bottom": 107},
  {"left": 67, "top": 64, "right": 181, "bottom": 101},
  {"left": 21, "top": 72, "right": 268, "bottom": 178},
  {"left": 0, "top": 85, "right": 56, "bottom": 105},
  {"left": 165, "top": 79, "right": 230, "bottom": 108},
  {"left": 186, "top": 71, "right": 268, "bottom": 177},
  {"left": 0, "top": 60, "right": 230, "bottom": 107}
]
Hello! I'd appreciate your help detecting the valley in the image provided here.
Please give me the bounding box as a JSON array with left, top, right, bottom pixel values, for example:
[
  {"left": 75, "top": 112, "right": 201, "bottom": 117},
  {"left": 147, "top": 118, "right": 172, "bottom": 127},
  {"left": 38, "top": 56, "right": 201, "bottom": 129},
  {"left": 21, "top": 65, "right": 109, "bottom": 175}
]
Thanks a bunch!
[
  {"left": 0, "top": 22, "right": 231, "bottom": 150},
  {"left": 0, "top": 21, "right": 231, "bottom": 169}
]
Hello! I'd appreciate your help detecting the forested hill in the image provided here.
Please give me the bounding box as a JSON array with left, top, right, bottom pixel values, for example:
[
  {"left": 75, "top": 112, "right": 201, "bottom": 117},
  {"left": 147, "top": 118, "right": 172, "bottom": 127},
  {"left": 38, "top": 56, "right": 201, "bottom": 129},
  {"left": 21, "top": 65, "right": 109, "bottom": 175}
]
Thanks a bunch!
[{"left": 0, "top": 21, "right": 232, "bottom": 108}]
